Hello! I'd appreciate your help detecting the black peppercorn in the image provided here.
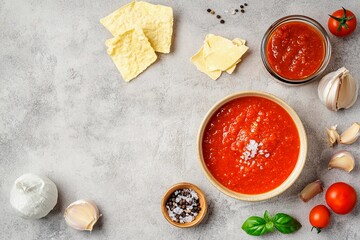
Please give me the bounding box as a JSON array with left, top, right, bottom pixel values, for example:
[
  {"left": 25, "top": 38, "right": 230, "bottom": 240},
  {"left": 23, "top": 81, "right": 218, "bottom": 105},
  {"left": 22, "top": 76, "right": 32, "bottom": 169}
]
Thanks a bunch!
[
  {"left": 165, "top": 188, "right": 201, "bottom": 224},
  {"left": 240, "top": 5, "right": 244, "bottom": 8},
  {"left": 244, "top": 3, "right": 248, "bottom": 6},
  {"left": 241, "top": 9, "right": 245, "bottom": 13},
  {"left": 216, "top": 15, "right": 221, "bottom": 19},
  {"left": 207, "top": 8, "right": 211, "bottom": 13},
  {"left": 235, "top": 9, "right": 239, "bottom": 12},
  {"left": 220, "top": 19, "right": 225, "bottom": 24}
]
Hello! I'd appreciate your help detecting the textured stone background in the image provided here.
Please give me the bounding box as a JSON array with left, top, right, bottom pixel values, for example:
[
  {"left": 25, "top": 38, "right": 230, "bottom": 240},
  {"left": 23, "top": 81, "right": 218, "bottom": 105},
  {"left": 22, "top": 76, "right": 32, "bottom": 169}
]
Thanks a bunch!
[{"left": 1, "top": 0, "right": 360, "bottom": 239}]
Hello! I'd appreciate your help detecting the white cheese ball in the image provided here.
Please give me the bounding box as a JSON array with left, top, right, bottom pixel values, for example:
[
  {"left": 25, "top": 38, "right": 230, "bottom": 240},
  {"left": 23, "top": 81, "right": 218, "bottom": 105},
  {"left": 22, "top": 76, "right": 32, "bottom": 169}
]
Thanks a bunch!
[{"left": 10, "top": 173, "right": 58, "bottom": 219}]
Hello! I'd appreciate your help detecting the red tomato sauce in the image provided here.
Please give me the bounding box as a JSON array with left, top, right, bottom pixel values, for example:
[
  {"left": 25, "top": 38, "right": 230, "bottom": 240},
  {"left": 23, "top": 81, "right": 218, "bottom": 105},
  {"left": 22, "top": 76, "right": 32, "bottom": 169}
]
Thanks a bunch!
[
  {"left": 202, "top": 96, "right": 300, "bottom": 194},
  {"left": 266, "top": 21, "right": 325, "bottom": 80}
]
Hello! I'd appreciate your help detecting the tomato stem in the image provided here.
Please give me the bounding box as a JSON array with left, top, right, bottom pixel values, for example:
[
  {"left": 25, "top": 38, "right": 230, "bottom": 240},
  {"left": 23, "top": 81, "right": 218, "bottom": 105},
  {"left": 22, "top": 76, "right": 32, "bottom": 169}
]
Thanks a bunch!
[
  {"left": 329, "top": 7, "right": 353, "bottom": 32},
  {"left": 342, "top": 7, "right": 347, "bottom": 19},
  {"left": 311, "top": 226, "right": 322, "bottom": 234}
]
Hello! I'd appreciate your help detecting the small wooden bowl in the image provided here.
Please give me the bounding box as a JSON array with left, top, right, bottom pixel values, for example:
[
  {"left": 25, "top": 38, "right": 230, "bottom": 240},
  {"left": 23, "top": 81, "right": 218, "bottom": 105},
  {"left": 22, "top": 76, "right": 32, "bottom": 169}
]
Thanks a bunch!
[
  {"left": 161, "top": 182, "right": 207, "bottom": 228},
  {"left": 197, "top": 91, "right": 307, "bottom": 201}
]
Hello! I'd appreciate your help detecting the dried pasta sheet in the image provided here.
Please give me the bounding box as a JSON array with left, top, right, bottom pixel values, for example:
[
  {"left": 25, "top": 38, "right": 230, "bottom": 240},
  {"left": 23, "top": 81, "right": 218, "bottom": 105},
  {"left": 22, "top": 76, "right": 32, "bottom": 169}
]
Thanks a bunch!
[
  {"left": 106, "top": 28, "right": 157, "bottom": 82},
  {"left": 100, "top": 1, "right": 173, "bottom": 53}
]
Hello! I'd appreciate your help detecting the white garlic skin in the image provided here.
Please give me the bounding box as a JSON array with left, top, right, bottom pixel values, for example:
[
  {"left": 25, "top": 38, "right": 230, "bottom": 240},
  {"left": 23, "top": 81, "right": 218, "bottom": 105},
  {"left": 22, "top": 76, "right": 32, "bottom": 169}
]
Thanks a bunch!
[
  {"left": 318, "top": 67, "right": 358, "bottom": 111},
  {"left": 10, "top": 173, "right": 58, "bottom": 219},
  {"left": 64, "top": 200, "right": 101, "bottom": 231}
]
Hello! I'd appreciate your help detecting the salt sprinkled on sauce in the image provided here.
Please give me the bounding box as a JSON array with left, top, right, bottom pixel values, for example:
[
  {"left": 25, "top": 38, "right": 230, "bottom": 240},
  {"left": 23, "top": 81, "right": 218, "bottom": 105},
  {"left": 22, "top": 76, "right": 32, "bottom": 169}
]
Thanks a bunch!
[{"left": 240, "top": 139, "right": 270, "bottom": 161}]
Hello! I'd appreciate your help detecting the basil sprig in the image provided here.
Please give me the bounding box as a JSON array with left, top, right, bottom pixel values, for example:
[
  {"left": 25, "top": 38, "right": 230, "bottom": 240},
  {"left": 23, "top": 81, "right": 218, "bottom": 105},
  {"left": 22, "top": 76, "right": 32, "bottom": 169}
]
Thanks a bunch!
[{"left": 242, "top": 211, "right": 301, "bottom": 236}]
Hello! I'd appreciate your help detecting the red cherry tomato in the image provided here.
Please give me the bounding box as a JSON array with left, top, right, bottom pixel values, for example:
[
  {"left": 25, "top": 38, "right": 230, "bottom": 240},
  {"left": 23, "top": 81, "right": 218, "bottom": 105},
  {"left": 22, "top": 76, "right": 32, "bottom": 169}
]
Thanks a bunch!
[
  {"left": 328, "top": 7, "right": 357, "bottom": 37},
  {"left": 309, "top": 205, "right": 331, "bottom": 233},
  {"left": 326, "top": 182, "right": 357, "bottom": 214}
]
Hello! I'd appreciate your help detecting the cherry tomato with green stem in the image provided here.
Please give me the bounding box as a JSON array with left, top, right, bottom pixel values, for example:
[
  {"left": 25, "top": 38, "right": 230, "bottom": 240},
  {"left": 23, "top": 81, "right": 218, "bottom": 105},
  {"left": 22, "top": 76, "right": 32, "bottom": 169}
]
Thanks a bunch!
[
  {"left": 328, "top": 7, "right": 357, "bottom": 37},
  {"left": 309, "top": 205, "right": 331, "bottom": 234}
]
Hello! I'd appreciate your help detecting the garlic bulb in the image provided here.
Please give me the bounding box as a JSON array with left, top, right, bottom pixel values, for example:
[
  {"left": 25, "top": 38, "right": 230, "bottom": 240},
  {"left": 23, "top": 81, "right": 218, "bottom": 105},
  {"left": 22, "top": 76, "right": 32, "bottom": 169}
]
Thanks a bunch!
[
  {"left": 318, "top": 67, "right": 358, "bottom": 111},
  {"left": 64, "top": 200, "right": 101, "bottom": 231},
  {"left": 10, "top": 173, "right": 58, "bottom": 219}
]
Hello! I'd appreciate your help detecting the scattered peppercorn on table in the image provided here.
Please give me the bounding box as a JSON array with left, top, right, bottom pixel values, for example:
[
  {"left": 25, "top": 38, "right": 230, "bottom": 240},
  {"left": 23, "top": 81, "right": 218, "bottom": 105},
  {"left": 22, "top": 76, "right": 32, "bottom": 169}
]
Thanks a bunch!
[{"left": 1, "top": 0, "right": 360, "bottom": 239}]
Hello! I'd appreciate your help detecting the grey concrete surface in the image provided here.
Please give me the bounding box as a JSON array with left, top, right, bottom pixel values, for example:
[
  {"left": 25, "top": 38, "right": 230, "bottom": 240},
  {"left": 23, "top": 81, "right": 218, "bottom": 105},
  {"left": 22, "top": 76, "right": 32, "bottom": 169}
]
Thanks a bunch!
[{"left": 1, "top": 0, "right": 360, "bottom": 239}]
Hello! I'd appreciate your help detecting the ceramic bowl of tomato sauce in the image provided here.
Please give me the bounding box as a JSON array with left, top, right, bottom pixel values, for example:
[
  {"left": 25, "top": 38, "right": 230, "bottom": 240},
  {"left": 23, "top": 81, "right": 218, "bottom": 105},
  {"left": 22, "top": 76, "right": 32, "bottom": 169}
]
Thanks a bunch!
[
  {"left": 261, "top": 15, "right": 331, "bottom": 85},
  {"left": 197, "top": 91, "right": 307, "bottom": 201}
]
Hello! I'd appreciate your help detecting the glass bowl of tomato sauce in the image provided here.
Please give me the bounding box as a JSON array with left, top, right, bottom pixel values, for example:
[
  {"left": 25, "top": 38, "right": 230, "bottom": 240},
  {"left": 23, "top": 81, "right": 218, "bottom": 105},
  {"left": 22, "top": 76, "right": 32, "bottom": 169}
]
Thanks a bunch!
[{"left": 261, "top": 15, "right": 332, "bottom": 85}]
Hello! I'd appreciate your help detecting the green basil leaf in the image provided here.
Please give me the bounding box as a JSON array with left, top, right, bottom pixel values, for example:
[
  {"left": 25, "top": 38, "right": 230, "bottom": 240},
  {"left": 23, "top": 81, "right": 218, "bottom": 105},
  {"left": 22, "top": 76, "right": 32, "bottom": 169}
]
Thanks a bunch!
[
  {"left": 263, "top": 211, "right": 274, "bottom": 232},
  {"left": 242, "top": 216, "right": 268, "bottom": 236},
  {"left": 273, "top": 213, "right": 302, "bottom": 234},
  {"left": 265, "top": 221, "right": 275, "bottom": 233},
  {"left": 264, "top": 210, "right": 272, "bottom": 222}
]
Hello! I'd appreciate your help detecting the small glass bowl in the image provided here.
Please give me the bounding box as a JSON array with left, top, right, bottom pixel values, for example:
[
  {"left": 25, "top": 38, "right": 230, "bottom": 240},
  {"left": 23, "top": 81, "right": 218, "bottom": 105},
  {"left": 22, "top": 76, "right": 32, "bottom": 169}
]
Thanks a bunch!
[{"left": 261, "top": 15, "right": 332, "bottom": 85}]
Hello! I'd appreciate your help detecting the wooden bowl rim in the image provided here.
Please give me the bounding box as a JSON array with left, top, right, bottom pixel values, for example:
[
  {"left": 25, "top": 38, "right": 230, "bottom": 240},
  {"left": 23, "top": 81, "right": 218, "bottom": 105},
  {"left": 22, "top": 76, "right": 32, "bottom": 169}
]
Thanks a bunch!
[
  {"left": 161, "top": 182, "right": 208, "bottom": 228},
  {"left": 197, "top": 91, "right": 307, "bottom": 201}
]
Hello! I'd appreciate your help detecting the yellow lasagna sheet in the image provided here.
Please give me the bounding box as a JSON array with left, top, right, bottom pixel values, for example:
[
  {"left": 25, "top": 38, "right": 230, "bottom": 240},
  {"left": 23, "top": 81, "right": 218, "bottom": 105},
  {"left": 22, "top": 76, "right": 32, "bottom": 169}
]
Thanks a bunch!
[
  {"left": 106, "top": 28, "right": 157, "bottom": 82},
  {"left": 100, "top": 1, "right": 173, "bottom": 53}
]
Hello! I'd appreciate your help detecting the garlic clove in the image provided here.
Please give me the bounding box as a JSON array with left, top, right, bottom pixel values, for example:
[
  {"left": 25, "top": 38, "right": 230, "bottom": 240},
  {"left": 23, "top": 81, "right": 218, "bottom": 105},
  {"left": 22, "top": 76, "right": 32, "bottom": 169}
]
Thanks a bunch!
[
  {"left": 340, "top": 122, "right": 360, "bottom": 144},
  {"left": 318, "top": 68, "right": 338, "bottom": 104},
  {"left": 299, "top": 180, "right": 323, "bottom": 202},
  {"left": 318, "top": 67, "right": 359, "bottom": 111},
  {"left": 328, "top": 150, "right": 355, "bottom": 172},
  {"left": 64, "top": 200, "right": 101, "bottom": 231},
  {"left": 337, "top": 70, "right": 358, "bottom": 110},
  {"left": 325, "top": 77, "right": 341, "bottom": 111},
  {"left": 326, "top": 125, "right": 340, "bottom": 147},
  {"left": 318, "top": 67, "right": 342, "bottom": 111}
]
